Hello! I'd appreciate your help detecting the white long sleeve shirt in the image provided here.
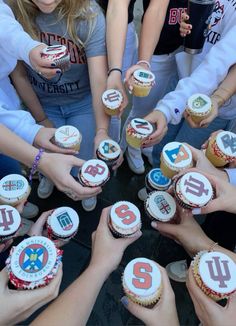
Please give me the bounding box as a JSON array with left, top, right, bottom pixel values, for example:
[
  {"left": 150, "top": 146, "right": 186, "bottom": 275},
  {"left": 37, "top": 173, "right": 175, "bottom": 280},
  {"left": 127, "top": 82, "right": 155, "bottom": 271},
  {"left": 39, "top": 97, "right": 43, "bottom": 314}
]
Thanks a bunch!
[
  {"left": 0, "top": 1, "right": 42, "bottom": 144},
  {"left": 155, "top": 7, "right": 236, "bottom": 124}
]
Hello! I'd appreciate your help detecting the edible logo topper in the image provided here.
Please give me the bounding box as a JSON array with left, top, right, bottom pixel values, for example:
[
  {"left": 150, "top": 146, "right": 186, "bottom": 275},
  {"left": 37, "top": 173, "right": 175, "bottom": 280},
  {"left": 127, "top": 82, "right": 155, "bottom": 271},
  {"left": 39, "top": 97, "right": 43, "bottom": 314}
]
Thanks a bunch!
[
  {"left": 102, "top": 142, "right": 117, "bottom": 154},
  {"left": 149, "top": 169, "right": 170, "bottom": 186},
  {"left": 133, "top": 262, "right": 153, "bottom": 289},
  {"left": 104, "top": 90, "right": 122, "bottom": 104},
  {"left": 133, "top": 69, "right": 155, "bottom": 82},
  {"left": 206, "top": 256, "right": 231, "bottom": 288},
  {"left": 192, "top": 96, "right": 207, "bottom": 110},
  {"left": 84, "top": 164, "right": 105, "bottom": 178},
  {"left": 42, "top": 45, "right": 66, "bottom": 55},
  {"left": 19, "top": 243, "right": 49, "bottom": 273},
  {"left": 100, "top": 140, "right": 120, "bottom": 159},
  {"left": 220, "top": 133, "right": 236, "bottom": 154},
  {"left": 59, "top": 128, "right": 78, "bottom": 142},
  {"left": 115, "top": 204, "right": 136, "bottom": 225},
  {"left": 131, "top": 119, "right": 153, "bottom": 135},
  {"left": 184, "top": 175, "right": 209, "bottom": 197},
  {"left": 0, "top": 207, "right": 14, "bottom": 232},
  {"left": 165, "top": 145, "right": 190, "bottom": 165},
  {"left": 2, "top": 180, "right": 24, "bottom": 191},
  {"left": 154, "top": 195, "right": 171, "bottom": 215},
  {"left": 57, "top": 212, "right": 73, "bottom": 231}
]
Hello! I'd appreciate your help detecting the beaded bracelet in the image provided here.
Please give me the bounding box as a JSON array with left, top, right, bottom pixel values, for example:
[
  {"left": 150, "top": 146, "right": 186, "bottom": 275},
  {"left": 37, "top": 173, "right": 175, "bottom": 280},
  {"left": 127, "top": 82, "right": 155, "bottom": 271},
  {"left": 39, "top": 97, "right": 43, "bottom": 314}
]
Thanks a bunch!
[{"left": 29, "top": 148, "right": 44, "bottom": 185}]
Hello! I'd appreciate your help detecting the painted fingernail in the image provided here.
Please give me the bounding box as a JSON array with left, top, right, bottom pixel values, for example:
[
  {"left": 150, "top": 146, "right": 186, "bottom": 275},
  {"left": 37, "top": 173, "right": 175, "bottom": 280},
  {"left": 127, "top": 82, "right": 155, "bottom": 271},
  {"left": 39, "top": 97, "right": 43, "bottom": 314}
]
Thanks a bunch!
[
  {"left": 192, "top": 208, "right": 201, "bottom": 215},
  {"left": 121, "top": 296, "right": 129, "bottom": 307},
  {"left": 56, "top": 70, "right": 61, "bottom": 74},
  {"left": 51, "top": 62, "right": 56, "bottom": 67},
  {"left": 187, "top": 30, "right": 191, "bottom": 34}
]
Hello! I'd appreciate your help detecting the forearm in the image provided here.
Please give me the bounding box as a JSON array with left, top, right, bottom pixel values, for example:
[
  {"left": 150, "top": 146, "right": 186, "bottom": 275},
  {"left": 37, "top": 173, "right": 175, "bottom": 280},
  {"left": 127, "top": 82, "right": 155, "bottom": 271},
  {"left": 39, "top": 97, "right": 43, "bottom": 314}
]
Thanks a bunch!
[
  {"left": 31, "top": 264, "right": 110, "bottom": 326},
  {"left": 10, "top": 62, "right": 46, "bottom": 122},
  {"left": 0, "top": 124, "right": 38, "bottom": 167},
  {"left": 211, "top": 64, "right": 236, "bottom": 108},
  {"left": 106, "top": 0, "right": 130, "bottom": 70},
  {"left": 139, "top": 0, "right": 168, "bottom": 62}
]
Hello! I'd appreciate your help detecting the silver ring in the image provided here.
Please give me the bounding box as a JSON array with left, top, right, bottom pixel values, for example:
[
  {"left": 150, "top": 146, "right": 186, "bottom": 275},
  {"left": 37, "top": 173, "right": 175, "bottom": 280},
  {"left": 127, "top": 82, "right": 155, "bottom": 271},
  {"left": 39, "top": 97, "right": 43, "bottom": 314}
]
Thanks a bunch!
[{"left": 37, "top": 71, "right": 42, "bottom": 76}]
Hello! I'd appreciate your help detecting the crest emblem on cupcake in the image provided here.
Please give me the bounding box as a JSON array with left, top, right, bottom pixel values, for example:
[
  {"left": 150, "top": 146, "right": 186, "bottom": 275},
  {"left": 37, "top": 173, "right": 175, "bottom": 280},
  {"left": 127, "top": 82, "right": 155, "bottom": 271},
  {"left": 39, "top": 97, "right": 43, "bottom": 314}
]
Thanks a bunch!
[
  {"left": 192, "top": 96, "right": 208, "bottom": 110},
  {"left": 130, "top": 119, "right": 153, "bottom": 136},
  {"left": 163, "top": 142, "right": 192, "bottom": 167}
]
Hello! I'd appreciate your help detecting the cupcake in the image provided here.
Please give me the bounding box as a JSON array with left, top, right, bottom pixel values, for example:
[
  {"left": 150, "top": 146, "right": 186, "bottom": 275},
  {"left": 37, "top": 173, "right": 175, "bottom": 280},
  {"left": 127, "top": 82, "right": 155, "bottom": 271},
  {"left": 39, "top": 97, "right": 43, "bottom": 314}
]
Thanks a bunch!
[
  {"left": 160, "top": 142, "right": 193, "bottom": 179},
  {"left": 192, "top": 251, "right": 236, "bottom": 301},
  {"left": 41, "top": 45, "right": 71, "bottom": 72},
  {"left": 102, "top": 89, "right": 123, "bottom": 116},
  {"left": 144, "top": 191, "right": 176, "bottom": 223},
  {"left": 132, "top": 69, "right": 155, "bottom": 97},
  {"left": 6, "top": 236, "right": 62, "bottom": 290},
  {"left": 0, "top": 205, "right": 21, "bottom": 243},
  {"left": 96, "top": 139, "right": 121, "bottom": 167},
  {"left": 205, "top": 131, "right": 236, "bottom": 167},
  {"left": 46, "top": 207, "right": 79, "bottom": 243},
  {"left": 109, "top": 201, "right": 141, "bottom": 238},
  {"left": 122, "top": 257, "right": 162, "bottom": 307},
  {"left": 186, "top": 93, "right": 213, "bottom": 124},
  {"left": 126, "top": 118, "right": 153, "bottom": 149},
  {"left": 55, "top": 125, "right": 82, "bottom": 152},
  {"left": 174, "top": 171, "right": 213, "bottom": 209},
  {"left": 0, "top": 174, "right": 31, "bottom": 206},
  {"left": 78, "top": 159, "right": 110, "bottom": 187},
  {"left": 145, "top": 168, "right": 171, "bottom": 194}
]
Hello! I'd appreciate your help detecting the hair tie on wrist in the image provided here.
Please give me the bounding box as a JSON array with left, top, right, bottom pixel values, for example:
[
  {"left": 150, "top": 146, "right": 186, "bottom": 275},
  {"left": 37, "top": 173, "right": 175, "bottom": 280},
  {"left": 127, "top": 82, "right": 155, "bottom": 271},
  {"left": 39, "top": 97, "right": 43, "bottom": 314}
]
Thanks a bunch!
[
  {"left": 29, "top": 148, "right": 44, "bottom": 185},
  {"left": 136, "top": 60, "right": 151, "bottom": 69},
  {"left": 108, "top": 68, "right": 122, "bottom": 76}
]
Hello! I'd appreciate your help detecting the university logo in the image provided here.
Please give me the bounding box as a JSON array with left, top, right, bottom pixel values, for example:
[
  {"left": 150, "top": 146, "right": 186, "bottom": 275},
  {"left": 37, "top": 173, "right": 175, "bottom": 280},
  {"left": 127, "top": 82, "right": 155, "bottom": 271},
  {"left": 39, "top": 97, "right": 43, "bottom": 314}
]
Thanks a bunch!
[
  {"left": 84, "top": 164, "right": 105, "bottom": 177},
  {"left": 104, "top": 91, "right": 121, "bottom": 103},
  {"left": 19, "top": 244, "right": 49, "bottom": 273},
  {"left": 220, "top": 134, "right": 236, "bottom": 154},
  {"left": 165, "top": 145, "right": 189, "bottom": 164},
  {"left": 206, "top": 256, "right": 231, "bottom": 288},
  {"left": 2, "top": 180, "right": 24, "bottom": 191},
  {"left": 184, "top": 176, "right": 209, "bottom": 197},
  {"left": 59, "top": 128, "right": 77, "bottom": 141},
  {"left": 102, "top": 142, "right": 117, "bottom": 154},
  {"left": 192, "top": 96, "right": 207, "bottom": 110},
  {"left": 133, "top": 119, "right": 150, "bottom": 131},
  {"left": 154, "top": 195, "right": 171, "bottom": 214},
  {"left": 204, "top": 2, "right": 224, "bottom": 36},
  {"left": 0, "top": 208, "right": 14, "bottom": 232},
  {"left": 150, "top": 170, "right": 169, "bottom": 186},
  {"left": 133, "top": 262, "right": 153, "bottom": 290},
  {"left": 57, "top": 212, "right": 73, "bottom": 231},
  {"left": 138, "top": 71, "right": 150, "bottom": 79}
]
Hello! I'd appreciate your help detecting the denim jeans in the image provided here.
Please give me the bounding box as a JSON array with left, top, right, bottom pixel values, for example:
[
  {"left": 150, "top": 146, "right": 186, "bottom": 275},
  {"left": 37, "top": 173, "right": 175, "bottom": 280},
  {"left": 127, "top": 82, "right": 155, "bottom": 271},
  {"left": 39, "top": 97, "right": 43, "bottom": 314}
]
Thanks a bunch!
[
  {"left": 0, "top": 154, "right": 21, "bottom": 179},
  {"left": 43, "top": 94, "right": 95, "bottom": 161},
  {"left": 153, "top": 117, "right": 230, "bottom": 167}
]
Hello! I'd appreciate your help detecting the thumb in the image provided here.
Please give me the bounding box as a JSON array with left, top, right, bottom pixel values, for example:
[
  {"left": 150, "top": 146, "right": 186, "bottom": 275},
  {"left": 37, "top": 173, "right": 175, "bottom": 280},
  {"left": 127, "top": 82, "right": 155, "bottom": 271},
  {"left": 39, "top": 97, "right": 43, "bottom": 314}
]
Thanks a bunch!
[
  {"left": 69, "top": 156, "right": 85, "bottom": 169},
  {"left": 119, "top": 230, "right": 142, "bottom": 248},
  {"left": 152, "top": 221, "right": 178, "bottom": 238},
  {"left": 200, "top": 198, "right": 223, "bottom": 214},
  {"left": 120, "top": 296, "right": 150, "bottom": 321},
  {"left": 199, "top": 116, "right": 213, "bottom": 128}
]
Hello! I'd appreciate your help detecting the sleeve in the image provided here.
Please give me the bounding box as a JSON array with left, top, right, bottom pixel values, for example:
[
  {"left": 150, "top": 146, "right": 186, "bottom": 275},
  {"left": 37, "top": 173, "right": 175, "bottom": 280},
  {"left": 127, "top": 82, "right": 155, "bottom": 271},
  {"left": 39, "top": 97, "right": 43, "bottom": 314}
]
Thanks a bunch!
[
  {"left": 155, "top": 25, "right": 236, "bottom": 124},
  {"left": 0, "top": 104, "right": 42, "bottom": 145},
  {"left": 0, "top": 1, "right": 41, "bottom": 66},
  {"left": 224, "top": 168, "right": 236, "bottom": 186},
  {"left": 84, "top": 5, "right": 106, "bottom": 58}
]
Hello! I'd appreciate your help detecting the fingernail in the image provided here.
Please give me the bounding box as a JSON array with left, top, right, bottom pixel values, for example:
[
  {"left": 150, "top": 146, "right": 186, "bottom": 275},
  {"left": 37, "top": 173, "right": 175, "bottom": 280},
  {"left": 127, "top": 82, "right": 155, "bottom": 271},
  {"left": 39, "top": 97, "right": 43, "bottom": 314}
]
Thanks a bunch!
[
  {"left": 192, "top": 208, "right": 201, "bottom": 215},
  {"left": 51, "top": 62, "right": 56, "bottom": 67},
  {"left": 56, "top": 70, "right": 61, "bottom": 74},
  {"left": 151, "top": 221, "right": 158, "bottom": 229},
  {"left": 187, "top": 30, "right": 191, "bottom": 34},
  {"left": 121, "top": 296, "right": 129, "bottom": 307}
]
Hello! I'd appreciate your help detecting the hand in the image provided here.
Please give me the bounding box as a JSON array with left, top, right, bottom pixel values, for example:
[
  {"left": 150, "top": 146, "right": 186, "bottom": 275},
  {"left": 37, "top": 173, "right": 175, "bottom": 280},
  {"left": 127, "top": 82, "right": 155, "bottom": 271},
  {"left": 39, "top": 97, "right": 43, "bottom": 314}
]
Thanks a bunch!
[
  {"left": 186, "top": 267, "right": 236, "bottom": 326},
  {"left": 29, "top": 44, "right": 60, "bottom": 79},
  {"left": 39, "top": 118, "right": 55, "bottom": 128},
  {"left": 125, "top": 63, "right": 150, "bottom": 94},
  {"left": 151, "top": 204, "right": 212, "bottom": 257},
  {"left": 179, "top": 13, "right": 192, "bottom": 37},
  {"left": 38, "top": 152, "right": 102, "bottom": 200},
  {"left": 90, "top": 207, "right": 142, "bottom": 275},
  {"left": 121, "top": 264, "right": 179, "bottom": 326},
  {"left": 33, "top": 128, "right": 77, "bottom": 154},
  {"left": 184, "top": 97, "right": 219, "bottom": 128},
  {"left": 201, "top": 130, "right": 222, "bottom": 149},
  {"left": 112, "top": 151, "right": 124, "bottom": 171},
  {"left": 0, "top": 266, "right": 62, "bottom": 325},
  {"left": 94, "top": 129, "right": 110, "bottom": 156},
  {"left": 186, "top": 144, "right": 228, "bottom": 179},
  {"left": 142, "top": 110, "right": 168, "bottom": 147},
  {"left": 107, "top": 72, "right": 129, "bottom": 117}
]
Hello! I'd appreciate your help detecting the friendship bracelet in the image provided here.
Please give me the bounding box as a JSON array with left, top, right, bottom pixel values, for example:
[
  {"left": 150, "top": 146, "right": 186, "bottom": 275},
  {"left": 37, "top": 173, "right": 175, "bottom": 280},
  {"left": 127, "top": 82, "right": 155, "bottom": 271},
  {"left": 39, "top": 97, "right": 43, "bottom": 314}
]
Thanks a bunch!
[
  {"left": 208, "top": 242, "right": 218, "bottom": 252},
  {"left": 36, "top": 117, "right": 48, "bottom": 123},
  {"left": 108, "top": 68, "right": 122, "bottom": 76},
  {"left": 29, "top": 148, "right": 44, "bottom": 185},
  {"left": 96, "top": 127, "right": 108, "bottom": 134},
  {"left": 136, "top": 60, "right": 151, "bottom": 69}
]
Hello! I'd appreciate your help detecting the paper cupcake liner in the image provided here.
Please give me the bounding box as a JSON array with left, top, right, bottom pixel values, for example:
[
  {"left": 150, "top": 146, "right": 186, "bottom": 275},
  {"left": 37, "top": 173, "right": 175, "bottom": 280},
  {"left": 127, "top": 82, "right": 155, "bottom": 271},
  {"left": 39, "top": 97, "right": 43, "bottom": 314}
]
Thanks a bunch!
[
  {"left": 78, "top": 169, "right": 110, "bottom": 188},
  {"left": 108, "top": 217, "right": 141, "bottom": 239}
]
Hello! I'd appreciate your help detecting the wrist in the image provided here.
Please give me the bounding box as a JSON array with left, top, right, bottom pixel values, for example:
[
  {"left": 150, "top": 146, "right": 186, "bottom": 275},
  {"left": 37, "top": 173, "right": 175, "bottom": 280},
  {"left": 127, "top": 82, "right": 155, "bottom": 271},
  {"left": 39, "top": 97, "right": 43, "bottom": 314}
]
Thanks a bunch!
[
  {"left": 108, "top": 68, "right": 122, "bottom": 77},
  {"left": 36, "top": 116, "right": 48, "bottom": 123},
  {"left": 137, "top": 60, "right": 151, "bottom": 69},
  {"left": 96, "top": 128, "right": 108, "bottom": 135},
  {"left": 88, "top": 261, "right": 113, "bottom": 279}
]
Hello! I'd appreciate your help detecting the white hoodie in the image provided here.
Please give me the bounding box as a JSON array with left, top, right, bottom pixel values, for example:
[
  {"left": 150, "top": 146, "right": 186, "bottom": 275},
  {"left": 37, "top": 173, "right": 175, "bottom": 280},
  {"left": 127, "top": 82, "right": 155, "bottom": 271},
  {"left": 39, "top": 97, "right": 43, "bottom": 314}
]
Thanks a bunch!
[
  {"left": 0, "top": 1, "right": 42, "bottom": 144},
  {"left": 155, "top": 1, "right": 236, "bottom": 124}
]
